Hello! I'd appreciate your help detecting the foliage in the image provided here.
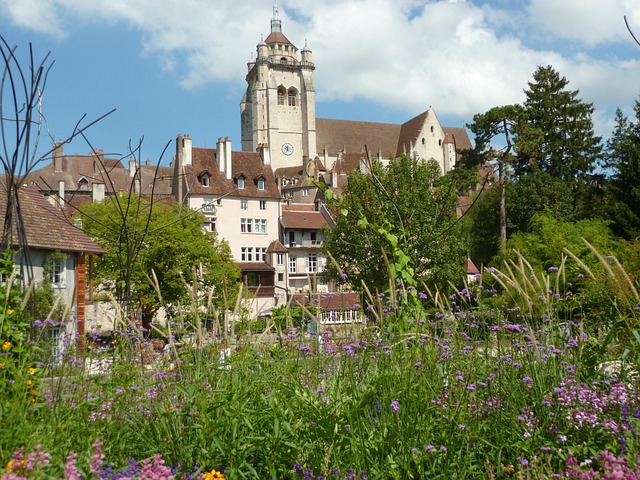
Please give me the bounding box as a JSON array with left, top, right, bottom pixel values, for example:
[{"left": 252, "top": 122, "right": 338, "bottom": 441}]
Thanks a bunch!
[
  {"left": 515, "top": 65, "right": 603, "bottom": 181},
  {"left": 322, "top": 154, "right": 467, "bottom": 293},
  {"left": 604, "top": 99, "right": 640, "bottom": 239},
  {"left": 271, "top": 305, "right": 304, "bottom": 330},
  {"left": 76, "top": 194, "right": 240, "bottom": 332},
  {"left": 503, "top": 211, "right": 630, "bottom": 274},
  {"left": 463, "top": 67, "right": 606, "bottom": 265}
]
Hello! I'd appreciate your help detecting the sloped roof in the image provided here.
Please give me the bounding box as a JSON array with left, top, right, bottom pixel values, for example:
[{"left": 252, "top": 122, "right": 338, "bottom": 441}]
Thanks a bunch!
[
  {"left": 317, "top": 114, "right": 473, "bottom": 159},
  {"left": 186, "top": 148, "right": 280, "bottom": 199},
  {"left": 22, "top": 154, "right": 173, "bottom": 197},
  {"left": 443, "top": 127, "right": 473, "bottom": 150},
  {"left": 396, "top": 111, "right": 429, "bottom": 157},
  {"left": 267, "top": 239, "right": 288, "bottom": 253},
  {"left": 237, "top": 262, "right": 275, "bottom": 272},
  {"left": 264, "top": 31, "right": 294, "bottom": 46},
  {"left": 0, "top": 186, "right": 104, "bottom": 255},
  {"left": 292, "top": 291, "right": 361, "bottom": 310},
  {"left": 281, "top": 205, "right": 330, "bottom": 230},
  {"left": 316, "top": 118, "right": 401, "bottom": 159}
]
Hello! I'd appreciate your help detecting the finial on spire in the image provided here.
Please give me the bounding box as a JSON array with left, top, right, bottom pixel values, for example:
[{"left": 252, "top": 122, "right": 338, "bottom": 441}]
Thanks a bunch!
[{"left": 271, "top": 0, "right": 282, "bottom": 33}]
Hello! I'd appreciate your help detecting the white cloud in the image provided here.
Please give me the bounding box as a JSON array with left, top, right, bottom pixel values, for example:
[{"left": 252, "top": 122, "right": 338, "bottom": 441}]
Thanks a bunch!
[
  {"left": 0, "top": 0, "right": 67, "bottom": 38},
  {"left": 528, "top": 0, "right": 640, "bottom": 45}
]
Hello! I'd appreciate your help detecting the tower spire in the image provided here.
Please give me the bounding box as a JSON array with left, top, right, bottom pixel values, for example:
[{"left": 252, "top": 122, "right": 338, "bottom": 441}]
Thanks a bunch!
[{"left": 271, "top": 0, "right": 282, "bottom": 33}]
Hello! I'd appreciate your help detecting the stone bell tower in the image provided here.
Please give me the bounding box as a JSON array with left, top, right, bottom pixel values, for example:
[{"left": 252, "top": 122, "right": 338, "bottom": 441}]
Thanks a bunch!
[{"left": 240, "top": 1, "right": 316, "bottom": 169}]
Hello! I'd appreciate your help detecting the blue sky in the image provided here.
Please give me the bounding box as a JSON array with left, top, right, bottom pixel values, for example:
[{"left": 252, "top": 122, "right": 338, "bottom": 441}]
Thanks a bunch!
[{"left": 1, "top": 0, "right": 639, "bottom": 167}]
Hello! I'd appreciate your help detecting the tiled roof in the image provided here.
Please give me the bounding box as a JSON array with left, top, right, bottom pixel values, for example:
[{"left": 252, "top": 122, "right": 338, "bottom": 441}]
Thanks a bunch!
[
  {"left": 237, "top": 262, "right": 275, "bottom": 272},
  {"left": 0, "top": 186, "right": 104, "bottom": 255},
  {"left": 332, "top": 153, "right": 366, "bottom": 174},
  {"left": 464, "top": 258, "right": 480, "bottom": 274},
  {"left": 281, "top": 208, "right": 329, "bottom": 230},
  {"left": 396, "top": 111, "right": 428, "bottom": 157},
  {"left": 443, "top": 127, "right": 473, "bottom": 151},
  {"left": 265, "top": 31, "right": 294, "bottom": 46},
  {"left": 186, "top": 148, "right": 280, "bottom": 199},
  {"left": 22, "top": 154, "right": 174, "bottom": 197},
  {"left": 316, "top": 118, "right": 401, "bottom": 158},
  {"left": 292, "top": 291, "right": 361, "bottom": 310},
  {"left": 267, "top": 239, "right": 288, "bottom": 253},
  {"left": 317, "top": 113, "right": 473, "bottom": 160}
]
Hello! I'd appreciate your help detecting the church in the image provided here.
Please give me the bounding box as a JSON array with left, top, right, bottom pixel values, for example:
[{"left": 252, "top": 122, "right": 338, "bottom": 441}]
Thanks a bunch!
[{"left": 240, "top": 1, "right": 472, "bottom": 175}]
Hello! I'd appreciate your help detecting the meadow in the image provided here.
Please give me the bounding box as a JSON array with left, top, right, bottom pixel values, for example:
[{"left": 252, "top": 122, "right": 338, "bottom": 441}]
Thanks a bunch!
[{"left": 1, "top": 252, "right": 639, "bottom": 479}]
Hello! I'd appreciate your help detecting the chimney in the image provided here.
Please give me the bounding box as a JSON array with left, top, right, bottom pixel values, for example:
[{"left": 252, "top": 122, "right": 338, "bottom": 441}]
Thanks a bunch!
[
  {"left": 58, "top": 180, "right": 65, "bottom": 209},
  {"left": 145, "top": 159, "right": 151, "bottom": 166},
  {"left": 257, "top": 143, "right": 271, "bottom": 165},
  {"left": 92, "top": 149, "right": 105, "bottom": 176},
  {"left": 359, "top": 157, "right": 367, "bottom": 174},
  {"left": 216, "top": 137, "right": 225, "bottom": 177},
  {"left": 128, "top": 157, "right": 138, "bottom": 177},
  {"left": 52, "top": 142, "right": 63, "bottom": 172},
  {"left": 183, "top": 134, "right": 192, "bottom": 166},
  {"left": 331, "top": 171, "right": 338, "bottom": 188},
  {"left": 224, "top": 136, "right": 232, "bottom": 180},
  {"left": 92, "top": 182, "right": 105, "bottom": 202}
]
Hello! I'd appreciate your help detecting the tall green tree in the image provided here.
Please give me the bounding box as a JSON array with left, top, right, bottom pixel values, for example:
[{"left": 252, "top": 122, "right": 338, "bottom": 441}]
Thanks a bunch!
[
  {"left": 516, "top": 65, "right": 603, "bottom": 181},
  {"left": 463, "top": 66, "right": 606, "bottom": 265},
  {"left": 604, "top": 99, "right": 640, "bottom": 239},
  {"left": 77, "top": 194, "right": 240, "bottom": 332},
  {"left": 322, "top": 155, "right": 467, "bottom": 293}
]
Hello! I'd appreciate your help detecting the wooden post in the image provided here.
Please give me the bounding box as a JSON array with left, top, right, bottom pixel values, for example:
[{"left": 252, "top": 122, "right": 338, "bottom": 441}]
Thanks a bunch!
[{"left": 76, "top": 252, "right": 86, "bottom": 352}]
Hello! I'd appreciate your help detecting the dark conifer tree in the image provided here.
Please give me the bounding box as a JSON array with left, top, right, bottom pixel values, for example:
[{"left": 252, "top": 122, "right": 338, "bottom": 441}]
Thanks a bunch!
[{"left": 604, "top": 100, "right": 640, "bottom": 239}]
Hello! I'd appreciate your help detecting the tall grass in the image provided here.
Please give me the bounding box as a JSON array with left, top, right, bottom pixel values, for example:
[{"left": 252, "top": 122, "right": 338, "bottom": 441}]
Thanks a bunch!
[{"left": 0, "top": 247, "right": 639, "bottom": 479}]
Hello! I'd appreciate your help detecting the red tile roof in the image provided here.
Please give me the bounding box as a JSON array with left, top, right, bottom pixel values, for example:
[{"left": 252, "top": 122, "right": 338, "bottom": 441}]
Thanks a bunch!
[
  {"left": 316, "top": 113, "right": 473, "bottom": 159},
  {"left": 292, "top": 291, "right": 361, "bottom": 310},
  {"left": 185, "top": 148, "right": 280, "bottom": 199},
  {"left": 281, "top": 209, "right": 329, "bottom": 230},
  {"left": 0, "top": 186, "right": 104, "bottom": 255}
]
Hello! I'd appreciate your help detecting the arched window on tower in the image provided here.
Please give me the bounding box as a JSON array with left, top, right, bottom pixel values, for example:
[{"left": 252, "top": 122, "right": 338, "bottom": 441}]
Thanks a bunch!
[
  {"left": 288, "top": 87, "right": 298, "bottom": 106},
  {"left": 277, "top": 86, "right": 287, "bottom": 106},
  {"left": 280, "top": 57, "right": 288, "bottom": 64}
]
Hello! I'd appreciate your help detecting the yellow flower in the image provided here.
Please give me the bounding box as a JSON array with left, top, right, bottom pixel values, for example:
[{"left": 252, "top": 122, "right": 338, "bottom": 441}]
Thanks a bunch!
[
  {"left": 26, "top": 380, "right": 33, "bottom": 386},
  {"left": 7, "top": 459, "right": 25, "bottom": 473},
  {"left": 28, "top": 367, "right": 35, "bottom": 375},
  {"left": 59, "top": 424, "right": 67, "bottom": 430},
  {"left": 6, "top": 309, "right": 12, "bottom": 315},
  {"left": 2, "top": 342, "right": 10, "bottom": 350},
  {"left": 203, "top": 469, "right": 226, "bottom": 480},
  {"left": 0, "top": 363, "right": 4, "bottom": 368}
]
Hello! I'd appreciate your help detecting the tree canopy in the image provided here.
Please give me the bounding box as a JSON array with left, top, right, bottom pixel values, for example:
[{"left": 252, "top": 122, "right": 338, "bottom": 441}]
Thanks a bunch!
[
  {"left": 462, "top": 65, "right": 607, "bottom": 264},
  {"left": 604, "top": 98, "right": 640, "bottom": 239},
  {"left": 322, "top": 154, "right": 467, "bottom": 293},
  {"left": 76, "top": 194, "right": 240, "bottom": 331}
]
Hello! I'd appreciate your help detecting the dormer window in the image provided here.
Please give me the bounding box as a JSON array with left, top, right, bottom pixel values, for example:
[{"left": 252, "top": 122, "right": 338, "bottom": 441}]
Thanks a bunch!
[
  {"left": 237, "top": 176, "right": 246, "bottom": 189},
  {"left": 198, "top": 170, "right": 211, "bottom": 187},
  {"left": 256, "top": 177, "right": 266, "bottom": 190},
  {"left": 78, "top": 177, "right": 89, "bottom": 191}
]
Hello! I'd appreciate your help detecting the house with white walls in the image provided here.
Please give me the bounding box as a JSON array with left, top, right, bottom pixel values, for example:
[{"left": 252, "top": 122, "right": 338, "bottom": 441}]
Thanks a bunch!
[{"left": 172, "top": 135, "right": 283, "bottom": 316}]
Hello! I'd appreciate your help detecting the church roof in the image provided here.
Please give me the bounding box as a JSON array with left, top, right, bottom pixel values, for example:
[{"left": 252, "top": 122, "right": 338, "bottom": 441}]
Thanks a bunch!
[
  {"left": 264, "top": 31, "right": 294, "bottom": 46},
  {"left": 316, "top": 118, "right": 401, "bottom": 159},
  {"left": 443, "top": 127, "right": 473, "bottom": 150}
]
